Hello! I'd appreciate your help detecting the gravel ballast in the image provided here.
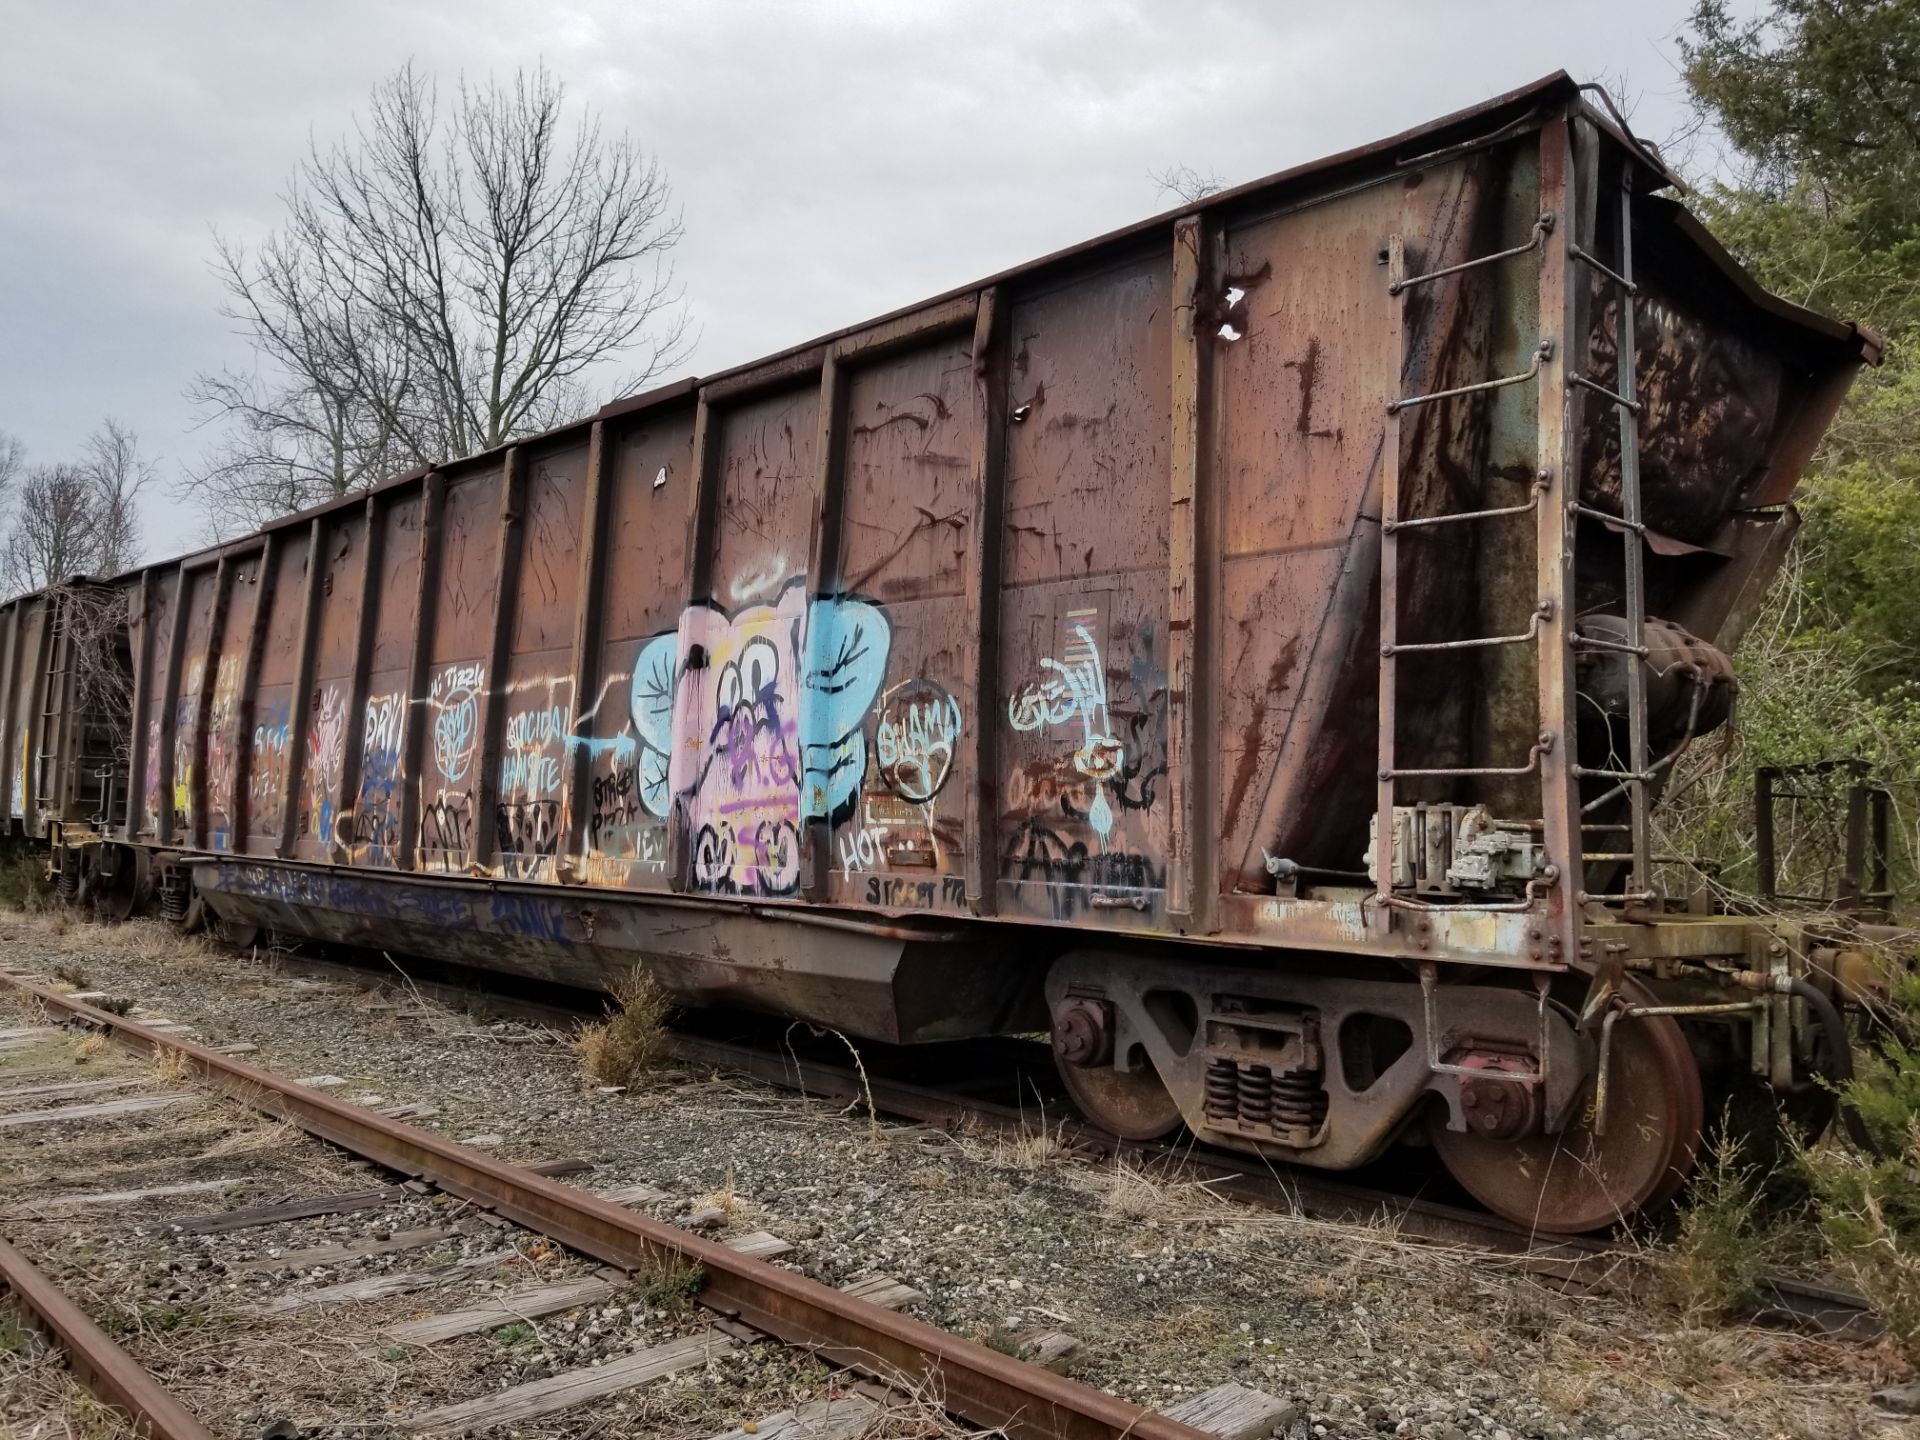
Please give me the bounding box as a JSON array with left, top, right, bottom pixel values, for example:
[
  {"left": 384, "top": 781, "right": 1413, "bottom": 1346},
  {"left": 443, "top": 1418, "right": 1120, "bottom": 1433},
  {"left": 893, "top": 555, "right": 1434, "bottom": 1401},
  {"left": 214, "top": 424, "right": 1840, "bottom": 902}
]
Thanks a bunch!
[{"left": 0, "top": 909, "right": 1907, "bottom": 1439}]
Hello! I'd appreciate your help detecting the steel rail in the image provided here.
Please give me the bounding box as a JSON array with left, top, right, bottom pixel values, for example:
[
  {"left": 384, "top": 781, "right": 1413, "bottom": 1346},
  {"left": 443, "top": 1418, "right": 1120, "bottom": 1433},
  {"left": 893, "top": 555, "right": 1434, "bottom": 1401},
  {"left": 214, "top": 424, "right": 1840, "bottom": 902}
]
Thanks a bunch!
[
  {"left": 0, "top": 972, "right": 1214, "bottom": 1440},
  {"left": 0, "top": 1234, "right": 220, "bottom": 1440}
]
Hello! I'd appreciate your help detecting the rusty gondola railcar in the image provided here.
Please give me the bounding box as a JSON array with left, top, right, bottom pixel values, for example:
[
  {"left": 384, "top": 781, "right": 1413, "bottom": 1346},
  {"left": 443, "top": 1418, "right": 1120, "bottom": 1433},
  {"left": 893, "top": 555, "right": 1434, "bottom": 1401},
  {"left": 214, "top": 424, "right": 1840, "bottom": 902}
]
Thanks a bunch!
[{"left": 2, "top": 73, "right": 1898, "bottom": 1232}]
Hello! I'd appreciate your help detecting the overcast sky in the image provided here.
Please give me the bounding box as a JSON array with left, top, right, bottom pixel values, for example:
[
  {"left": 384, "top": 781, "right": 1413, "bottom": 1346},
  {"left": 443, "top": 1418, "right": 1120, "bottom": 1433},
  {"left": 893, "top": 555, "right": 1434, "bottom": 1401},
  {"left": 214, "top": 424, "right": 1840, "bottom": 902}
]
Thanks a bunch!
[{"left": 0, "top": 0, "right": 1735, "bottom": 558}]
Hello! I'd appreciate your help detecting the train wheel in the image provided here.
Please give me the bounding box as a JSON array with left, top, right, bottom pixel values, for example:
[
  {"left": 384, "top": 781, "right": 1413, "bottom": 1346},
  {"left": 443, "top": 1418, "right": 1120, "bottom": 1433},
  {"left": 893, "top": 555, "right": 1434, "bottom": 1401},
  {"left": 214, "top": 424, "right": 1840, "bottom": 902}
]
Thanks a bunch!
[
  {"left": 1056, "top": 1056, "right": 1183, "bottom": 1140},
  {"left": 92, "top": 847, "right": 146, "bottom": 923},
  {"left": 1051, "top": 997, "right": 1182, "bottom": 1140},
  {"left": 1427, "top": 980, "right": 1703, "bottom": 1233}
]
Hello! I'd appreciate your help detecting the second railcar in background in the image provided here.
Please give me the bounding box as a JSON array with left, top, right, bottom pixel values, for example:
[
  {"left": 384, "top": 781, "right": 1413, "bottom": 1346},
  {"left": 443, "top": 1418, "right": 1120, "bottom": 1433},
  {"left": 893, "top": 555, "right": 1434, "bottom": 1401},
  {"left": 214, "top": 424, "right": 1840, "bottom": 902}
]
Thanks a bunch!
[{"left": 0, "top": 73, "right": 1896, "bottom": 1233}]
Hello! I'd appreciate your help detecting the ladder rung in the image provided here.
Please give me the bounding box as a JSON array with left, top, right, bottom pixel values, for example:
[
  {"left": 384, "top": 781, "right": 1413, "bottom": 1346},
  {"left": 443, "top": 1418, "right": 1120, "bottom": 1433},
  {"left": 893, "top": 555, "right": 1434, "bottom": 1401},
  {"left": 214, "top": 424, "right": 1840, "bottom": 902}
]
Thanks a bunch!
[
  {"left": 1388, "top": 213, "right": 1555, "bottom": 295},
  {"left": 1384, "top": 739, "right": 1547, "bottom": 781},
  {"left": 1570, "top": 765, "right": 1652, "bottom": 782},
  {"left": 1384, "top": 479, "right": 1547, "bottom": 533},
  {"left": 1388, "top": 341, "right": 1550, "bottom": 414},
  {"left": 1571, "top": 633, "right": 1647, "bottom": 657},
  {"left": 1568, "top": 502, "right": 1644, "bottom": 533},
  {"left": 1383, "top": 603, "right": 1547, "bottom": 657},
  {"left": 1569, "top": 373, "right": 1642, "bottom": 414},
  {"left": 1568, "top": 243, "right": 1637, "bottom": 294}
]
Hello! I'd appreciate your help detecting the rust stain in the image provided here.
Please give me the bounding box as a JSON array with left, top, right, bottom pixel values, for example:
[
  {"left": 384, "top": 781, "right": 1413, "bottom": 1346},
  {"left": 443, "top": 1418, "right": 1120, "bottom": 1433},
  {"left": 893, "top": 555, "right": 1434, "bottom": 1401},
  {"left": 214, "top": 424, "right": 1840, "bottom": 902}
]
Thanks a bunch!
[{"left": 1223, "top": 638, "right": 1301, "bottom": 830}]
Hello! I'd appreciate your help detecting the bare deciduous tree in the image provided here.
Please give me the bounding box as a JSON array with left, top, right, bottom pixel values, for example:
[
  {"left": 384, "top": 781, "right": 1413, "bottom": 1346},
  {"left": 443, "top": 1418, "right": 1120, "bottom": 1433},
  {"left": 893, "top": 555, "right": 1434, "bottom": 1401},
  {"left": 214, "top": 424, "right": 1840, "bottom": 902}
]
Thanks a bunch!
[
  {"left": 189, "top": 62, "right": 688, "bottom": 534},
  {"left": 1151, "top": 163, "right": 1225, "bottom": 205},
  {"left": 0, "top": 420, "right": 153, "bottom": 597},
  {"left": 0, "top": 431, "right": 22, "bottom": 509}
]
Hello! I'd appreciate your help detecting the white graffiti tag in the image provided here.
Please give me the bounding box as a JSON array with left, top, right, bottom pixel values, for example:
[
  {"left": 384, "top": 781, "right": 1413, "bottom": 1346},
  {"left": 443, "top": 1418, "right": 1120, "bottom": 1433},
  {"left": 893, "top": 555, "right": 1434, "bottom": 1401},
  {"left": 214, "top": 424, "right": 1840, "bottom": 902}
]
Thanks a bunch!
[
  {"left": 430, "top": 662, "right": 484, "bottom": 784},
  {"left": 874, "top": 680, "right": 962, "bottom": 803},
  {"left": 1007, "top": 622, "right": 1124, "bottom": 839}
]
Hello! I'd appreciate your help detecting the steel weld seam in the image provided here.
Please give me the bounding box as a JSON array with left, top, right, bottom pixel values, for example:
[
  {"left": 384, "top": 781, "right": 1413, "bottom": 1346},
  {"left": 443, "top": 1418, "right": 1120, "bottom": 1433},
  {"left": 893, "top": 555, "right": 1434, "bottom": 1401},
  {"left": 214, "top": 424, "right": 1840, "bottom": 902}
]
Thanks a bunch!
[
  {"left": 0, "top": 1235, "right": 219, "bottom": 1440},
  {"left": 0, "top": 973, "right": 1213, "bottom": 1440}
]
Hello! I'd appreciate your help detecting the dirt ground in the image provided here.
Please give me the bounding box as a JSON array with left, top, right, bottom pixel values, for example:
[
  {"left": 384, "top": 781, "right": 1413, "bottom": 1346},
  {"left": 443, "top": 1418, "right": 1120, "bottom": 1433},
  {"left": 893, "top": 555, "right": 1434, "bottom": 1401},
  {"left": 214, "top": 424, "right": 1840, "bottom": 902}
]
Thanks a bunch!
[{"left": 0, "top": 907, "right": 1910, "bottom": 1440}]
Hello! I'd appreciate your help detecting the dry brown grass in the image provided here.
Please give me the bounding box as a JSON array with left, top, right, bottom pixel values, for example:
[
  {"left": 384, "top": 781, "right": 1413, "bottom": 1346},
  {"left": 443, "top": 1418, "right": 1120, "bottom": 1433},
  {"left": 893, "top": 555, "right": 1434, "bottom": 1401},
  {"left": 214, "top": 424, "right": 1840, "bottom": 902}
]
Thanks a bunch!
[
  {"left": 0, "top": 1318, "right": 134, "bottom": 1440},
  {"left": 74, "top": 1032, "right": 111, "bottom": 1062},
  {"left": 199, "top": 1118, "right": 302, "bottom": 1158},
  {"left": 690, "top": 1170, "right": 764, "bottom": 1234},
  {"left": 148, "top": 1045, "right": 193, "bottom": 1087},
  {"left": 953, "top": 1115, "right": 1071, "bottom": 1170},
  {"left": 572, "top": 966, "right": 674, "bottom": 1088}
]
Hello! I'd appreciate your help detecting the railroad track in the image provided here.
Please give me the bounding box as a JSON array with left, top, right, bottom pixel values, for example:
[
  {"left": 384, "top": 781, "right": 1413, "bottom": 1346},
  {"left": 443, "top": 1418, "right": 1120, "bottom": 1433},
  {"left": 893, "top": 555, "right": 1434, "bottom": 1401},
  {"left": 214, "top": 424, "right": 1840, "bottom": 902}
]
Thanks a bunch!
[
  {"left": 225, "top": 941, "right": 1878, "bottom": 1344},
  {"left": 0, "top": 966, "right": 1289, "bottom": 1440}
]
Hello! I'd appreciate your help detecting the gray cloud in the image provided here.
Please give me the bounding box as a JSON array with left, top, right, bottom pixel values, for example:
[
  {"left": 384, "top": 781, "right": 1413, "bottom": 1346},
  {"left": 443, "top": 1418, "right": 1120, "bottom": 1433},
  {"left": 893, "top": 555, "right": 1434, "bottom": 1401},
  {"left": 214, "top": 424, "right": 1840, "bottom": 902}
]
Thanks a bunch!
[{"left": 0, "top": 0, "right": 1705, "bottom": 557}]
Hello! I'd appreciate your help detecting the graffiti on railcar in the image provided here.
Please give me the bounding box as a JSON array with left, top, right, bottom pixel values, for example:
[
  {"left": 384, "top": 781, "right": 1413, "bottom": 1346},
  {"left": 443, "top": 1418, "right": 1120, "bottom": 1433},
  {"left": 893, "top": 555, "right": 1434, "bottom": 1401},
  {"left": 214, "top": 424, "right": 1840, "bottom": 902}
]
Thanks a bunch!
[
  {"left": 1007, "top": 619, "right": 1125, "bottom": 838},
  {"left": 866, "top": 873, "right": 969, "bottom": 909},
  {"left": 206, "top": 659, "right": 242, "bottom": 849},
  {"left": 874, "top": 679, "right": 962, "bottom": 803},
  {"left": 301, "top": 682, "right": 346, "bottom": 847},
  {"left": 489, "top": 891, "right": 570, "bottom": 942},
  {"left": 570, "top": 728, "right": 666, "bottom": 886},
  {"left": 420, "top": 661, "right": 483, "bottom": 872},
  {"left": 226, "top": 863, "right": 472, "bottom": 929},
  {"left": 141, "top": 720, "right": 161, "bottom": 832},
  {"left": 12, "top": 732, "right": 27, "bottom": 817},
  {"left": 349, "top": 690, "right": 406, "bottom": 865},
  {"left": 421, "top": 793, "right": 473, "bottom": 871},
  {"left": 629, "top": 578, "right": 894, "bottom": 897},
  {"left": 1001, "top": 605, "right": 1169, "bottom": 917},
  {"left": 248, "top": 697, "right": 290, "bottom": 836},
  {"left": 430, "top": 663, "right": 483, "bottom": 785},
  {"left": 172, "top": 659, "right": 203, "bottom": 834},
  {"left": 497, "top": 676, "right": 572, "bottom": 880}
]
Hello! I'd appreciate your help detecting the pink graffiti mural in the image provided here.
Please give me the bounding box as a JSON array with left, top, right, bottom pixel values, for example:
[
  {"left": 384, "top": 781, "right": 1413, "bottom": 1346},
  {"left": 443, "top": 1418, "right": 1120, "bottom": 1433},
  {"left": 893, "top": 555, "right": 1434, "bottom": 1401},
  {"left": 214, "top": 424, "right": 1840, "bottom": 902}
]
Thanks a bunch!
[{"left": 632, "top": 578, "right": 891, "bottom": 896}]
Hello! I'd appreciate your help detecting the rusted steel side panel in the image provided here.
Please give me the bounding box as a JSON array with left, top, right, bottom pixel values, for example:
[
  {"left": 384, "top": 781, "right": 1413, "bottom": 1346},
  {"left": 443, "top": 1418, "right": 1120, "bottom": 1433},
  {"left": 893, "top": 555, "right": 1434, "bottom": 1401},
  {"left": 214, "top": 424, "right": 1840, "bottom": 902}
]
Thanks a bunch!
[
  {"left": 1222, "top": 152, "right": 1524, "bottom": 890},
  {"left": 494, "top": 439, "right": 589, "bottom": 882},
  {"left": 667, "top": 384, "right": 823, "bottom": 897},
  {"left": 294, "top": 511, "right": 368, "bottom": 862},
  {"left": 203, "top": 552, "right": 261, "bottom": 852},
  {"left": 120, "top": 576, "right": 152, "bottom": 842},
  {"left": 247, "top": 529, "right": 307, "bottom": 856},
  {"left": 994, "top": 253, "right": 1173, "bottom": 925},
  {"left": 822, "top": 334, "right": 978, "bottom": 912},
  {"left": 169, "top": 567, "right": 218, "bottom": 844},
  {"left": 398, "top": 473, "right": 446, "bottom": 871},
  {"left": 135, "top": 575, "right": 177, "bottom": 840},
  {"left": 21, "top": 597, "right": 57, "bottom": 836},
  {"left": 583, "top": 405, "right": 696, "bottom": 890},
  {"left": 227, "top": 538, "right": 275, "bottom": 850},
  {"left": 339, "top": 493, "right": 420, "bottom": 869},
  {"left": 416, "top": 463, "right": 504, "bottom": 874},
  {"left": 0, "top": 601, "right": 19, "bottom": 825},
  {"left": 560, "top": 427, "right": 612, "bottom": 873}
]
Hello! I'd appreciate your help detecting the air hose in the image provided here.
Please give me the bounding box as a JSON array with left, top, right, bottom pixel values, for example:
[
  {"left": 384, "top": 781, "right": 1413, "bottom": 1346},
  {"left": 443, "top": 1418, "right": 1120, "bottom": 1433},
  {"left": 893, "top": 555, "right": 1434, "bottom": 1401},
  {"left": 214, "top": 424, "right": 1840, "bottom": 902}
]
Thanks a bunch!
[{"left": 1787, "top": 976, "right": 1878, "bottom": 1155}]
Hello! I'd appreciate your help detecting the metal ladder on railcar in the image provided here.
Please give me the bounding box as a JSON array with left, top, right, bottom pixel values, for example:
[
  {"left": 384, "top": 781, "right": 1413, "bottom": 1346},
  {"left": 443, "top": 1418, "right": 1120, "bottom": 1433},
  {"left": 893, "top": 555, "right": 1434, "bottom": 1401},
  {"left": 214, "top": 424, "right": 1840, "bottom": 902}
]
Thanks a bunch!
[{"left": 1377, "top": 144, "right": 1654, "bottom": 939}]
